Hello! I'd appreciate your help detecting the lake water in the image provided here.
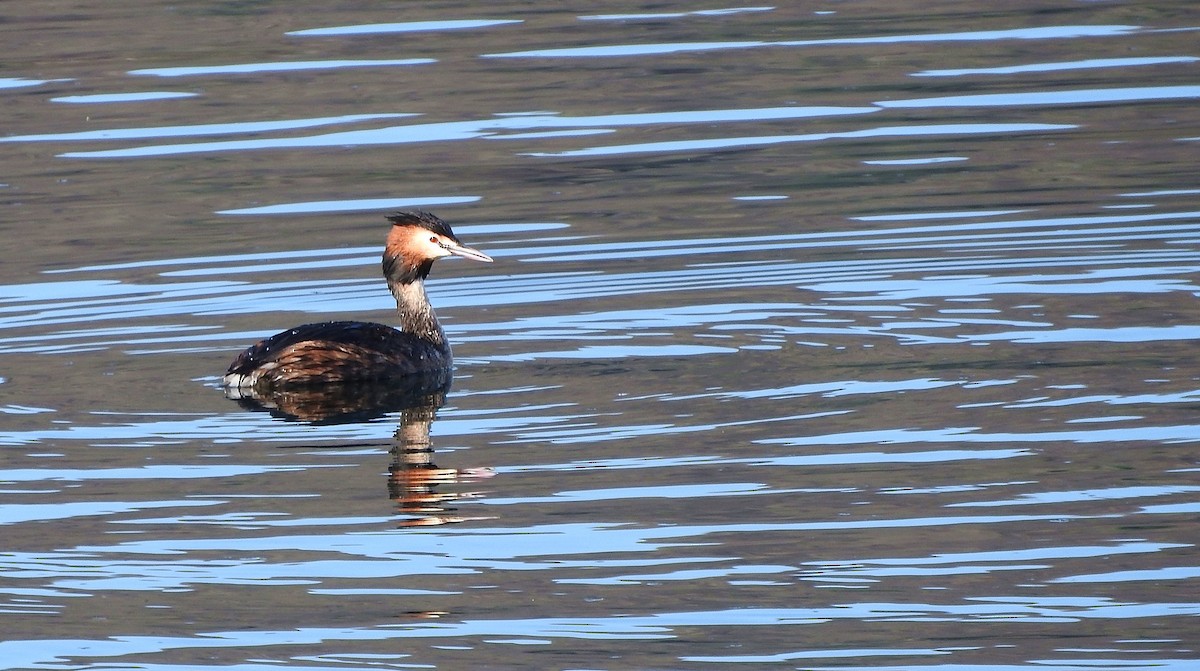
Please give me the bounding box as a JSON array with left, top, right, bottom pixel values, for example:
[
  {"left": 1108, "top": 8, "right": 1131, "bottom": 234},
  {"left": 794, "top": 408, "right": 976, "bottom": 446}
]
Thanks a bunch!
[{"left": 2, "top": 2, "right": 1199, "bottom": 669}]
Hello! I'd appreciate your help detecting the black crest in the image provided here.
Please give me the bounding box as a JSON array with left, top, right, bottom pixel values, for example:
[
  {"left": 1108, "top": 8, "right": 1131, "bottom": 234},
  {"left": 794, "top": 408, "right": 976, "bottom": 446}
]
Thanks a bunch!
[{"left": 387, "top": 211, "right": 458, "bottom": 242}]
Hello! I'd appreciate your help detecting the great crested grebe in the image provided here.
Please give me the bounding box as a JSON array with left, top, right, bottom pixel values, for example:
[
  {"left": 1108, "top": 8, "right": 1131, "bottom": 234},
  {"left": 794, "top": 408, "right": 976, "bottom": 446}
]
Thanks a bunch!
[{"left": 223, "top": 211, "right": 492, "bottom": 391}]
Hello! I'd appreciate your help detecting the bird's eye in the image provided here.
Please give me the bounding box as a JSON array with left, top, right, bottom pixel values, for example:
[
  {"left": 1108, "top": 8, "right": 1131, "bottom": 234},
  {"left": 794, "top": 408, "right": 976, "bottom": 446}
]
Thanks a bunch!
[{"left": 430, "top": 236, "right": 439, "bottom": 244}]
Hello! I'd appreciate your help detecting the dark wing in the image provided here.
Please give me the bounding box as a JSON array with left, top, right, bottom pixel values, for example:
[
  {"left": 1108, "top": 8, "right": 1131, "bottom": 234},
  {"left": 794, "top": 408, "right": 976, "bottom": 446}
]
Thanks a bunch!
[{"left": 227, "top": 321, "right": 448, "bottom": 386}]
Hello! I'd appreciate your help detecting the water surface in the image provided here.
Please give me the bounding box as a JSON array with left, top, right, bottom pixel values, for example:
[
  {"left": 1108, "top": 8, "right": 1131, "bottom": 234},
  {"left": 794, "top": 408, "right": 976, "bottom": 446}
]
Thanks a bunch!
[{"left": 1, "top": 2, "right": 1199, "bottom": 669}]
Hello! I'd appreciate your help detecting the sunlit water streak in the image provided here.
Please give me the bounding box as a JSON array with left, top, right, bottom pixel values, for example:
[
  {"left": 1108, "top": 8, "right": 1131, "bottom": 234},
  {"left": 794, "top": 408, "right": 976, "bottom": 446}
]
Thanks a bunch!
[
  {"left": 44, "top": 106, "right": 879, "bottom": 159},
  {"left": 285, "top": 19, "right": 524, "bottom": 37},
  {"left": 50, "top": 92, "right": 199, "bottom": 104},
  {"left": 912, "top": 56, "right": 1200, "bottom": 77},
  {"left": 0, "top": 113, "right": 416, "bottom": 143},
  {"left": 128, "top": 59, "right": 435, "bottom": 77},
  {"left": 480, "top": 25, "right": 1144, "bottom": 58}
]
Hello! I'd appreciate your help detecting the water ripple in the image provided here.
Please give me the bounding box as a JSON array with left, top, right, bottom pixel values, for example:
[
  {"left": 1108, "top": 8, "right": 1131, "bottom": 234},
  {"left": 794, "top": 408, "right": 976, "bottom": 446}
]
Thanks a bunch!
[
  {"left": 53, "top": 106, "right": 878, "bottom": 159},
  {"left": 0, "top": 114, "right": 413, "bottom": 143},
  {"left": 286, "top": 19, "right": 523, "bottom": 37},
  {"left": 482, "top": 25, "right": 1140, "bottom": 58},
  {"left": 526, "top": 123, "right": 1077, "bottom": 158},
  {"left": 877, "top": 85, "right": 1200, "bottom": 109},
  {"left": 913, "top": 56, "right": 1200, "bottom": 77}
]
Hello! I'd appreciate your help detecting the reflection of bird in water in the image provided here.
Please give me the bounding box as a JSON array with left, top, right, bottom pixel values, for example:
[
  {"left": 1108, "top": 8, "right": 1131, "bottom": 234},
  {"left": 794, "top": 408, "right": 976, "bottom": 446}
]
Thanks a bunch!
[
  {"left": 226, "top": 376, "right": 451, "bottom": 424},
  {"left": 388, "top": 396, "right": 496, "bottom": 528},
  {"left": 223, "top": 211, "right": 492, "bottom": 393},
  {"left": 227, "top": 377, "right": 494, "bottom": 528}
]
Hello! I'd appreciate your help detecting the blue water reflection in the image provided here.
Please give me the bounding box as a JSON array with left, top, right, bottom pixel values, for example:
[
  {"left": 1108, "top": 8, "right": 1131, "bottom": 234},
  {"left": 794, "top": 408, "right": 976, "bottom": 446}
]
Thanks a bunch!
[
  {"left": 286, "top": 19, "right": 523, "bottom": 37},
  {"left": 0, "top": 114, "right": 413, "bottom": 143},
  {"left": 129, "top": 59, "right": 434, "bottom": 77},
  {"left": 481, "top": 25, "right": 1142, "bottom": 58},
  {"left": 49, "top": 106, "right": 878, "bottom": 158},
  {"left": 913, "top": 56, "right": 1200, "bottom": 77}
]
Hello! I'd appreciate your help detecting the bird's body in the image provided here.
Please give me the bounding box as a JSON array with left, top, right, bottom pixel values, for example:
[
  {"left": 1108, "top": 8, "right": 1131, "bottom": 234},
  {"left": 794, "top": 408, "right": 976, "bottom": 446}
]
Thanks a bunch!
[{"left": 223, "top": 211, "right": 491, "bottom": 392}]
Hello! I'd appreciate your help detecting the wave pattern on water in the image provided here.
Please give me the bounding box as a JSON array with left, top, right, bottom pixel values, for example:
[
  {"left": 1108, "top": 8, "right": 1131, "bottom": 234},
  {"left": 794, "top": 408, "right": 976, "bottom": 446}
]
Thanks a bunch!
[
  {"left": 3, "top": 208, "right": 1197, "bottom": 357},
  {"left": 2, "top": 3, "right": 1199, "bottom": 670}
]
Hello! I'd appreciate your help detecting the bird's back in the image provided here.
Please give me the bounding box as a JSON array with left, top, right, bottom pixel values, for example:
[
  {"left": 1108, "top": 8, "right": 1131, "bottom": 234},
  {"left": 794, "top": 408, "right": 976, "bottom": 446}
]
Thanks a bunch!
[{"left": 224, "top": 320, "right": 452, "bottom": 389}]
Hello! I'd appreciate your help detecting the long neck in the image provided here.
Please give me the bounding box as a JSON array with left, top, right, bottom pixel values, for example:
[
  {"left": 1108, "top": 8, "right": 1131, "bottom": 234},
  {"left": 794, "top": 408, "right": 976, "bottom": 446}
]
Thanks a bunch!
[{"left": 389, "top": 278, "right": 447, "bottom": 346}]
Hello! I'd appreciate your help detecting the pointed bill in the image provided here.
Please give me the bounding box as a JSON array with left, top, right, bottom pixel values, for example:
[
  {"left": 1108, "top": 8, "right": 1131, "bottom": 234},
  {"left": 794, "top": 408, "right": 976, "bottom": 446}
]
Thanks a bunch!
[{"left": 443, "top": 241, "right": 493, "bottom": 263}]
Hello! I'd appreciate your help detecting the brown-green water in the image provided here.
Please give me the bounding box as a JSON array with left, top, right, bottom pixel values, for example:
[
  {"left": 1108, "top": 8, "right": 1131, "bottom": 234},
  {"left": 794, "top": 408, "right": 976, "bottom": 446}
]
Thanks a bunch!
[{"left": 2, "top": 2, "right": 1199, "bottom": 669}]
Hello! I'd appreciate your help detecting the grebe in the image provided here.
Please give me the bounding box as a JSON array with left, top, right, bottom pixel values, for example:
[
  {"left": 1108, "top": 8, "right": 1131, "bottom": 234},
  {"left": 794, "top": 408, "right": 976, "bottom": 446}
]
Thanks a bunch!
[{"left": 223, "top": 211, "right": 492, "bottom": 391}]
